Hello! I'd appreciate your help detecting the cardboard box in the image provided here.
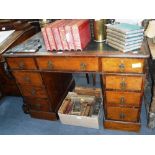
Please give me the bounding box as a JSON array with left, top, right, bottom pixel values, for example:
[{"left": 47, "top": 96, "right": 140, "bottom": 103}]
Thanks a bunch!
[{"left": 58, "top": 87, "right": 102, "bottom": 129}]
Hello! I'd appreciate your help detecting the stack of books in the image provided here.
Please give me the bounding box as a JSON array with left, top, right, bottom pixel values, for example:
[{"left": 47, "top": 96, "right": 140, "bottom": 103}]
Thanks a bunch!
[
  {"left": 41, "top": 19, "right": 91, "bottom": 51},
  {"left": 106, "top": 23, "right": 144, "bottom": 52}
]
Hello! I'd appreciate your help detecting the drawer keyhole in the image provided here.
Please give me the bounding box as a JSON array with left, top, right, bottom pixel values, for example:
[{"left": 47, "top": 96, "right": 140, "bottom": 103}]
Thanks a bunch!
[
  {"left": 119, "top": 63, "right": 125, "bottom": 72},
  {"left": 31, "top": 88, "right": 36, "bottom": 96},
  {"left": 80, "top": 62, "right": 87, "bottom": 71},
  {"left": 24, "top": 77, "right": 31, "bottom": 83},
  {"left": 119, "top": 112, "right": 126, "bottom": 119},
  {"left": 19, "top": 61, "right": 25, "bottom": 69},
  {"left": 120, "top": 78, "right": 126, "bottom": 90},
  {"left": 47, "top": 61, "right": 53, "bottom": 70},
  {"left": 120, "top": 97, "right": 125, "bottom": 105}
]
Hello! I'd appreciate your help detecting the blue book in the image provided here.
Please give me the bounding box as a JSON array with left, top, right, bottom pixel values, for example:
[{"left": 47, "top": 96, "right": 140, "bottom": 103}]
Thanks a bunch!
[{"left": 107, "top": 23, "right": 144, "bottom": 35}]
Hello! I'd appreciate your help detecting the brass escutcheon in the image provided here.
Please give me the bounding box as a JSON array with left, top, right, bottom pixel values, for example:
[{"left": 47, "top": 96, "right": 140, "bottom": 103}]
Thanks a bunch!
[
  {"left": 47, "top": 60, "right": 53, "bottom": 69},
  {"left": 120, "top": 78, "right": 126, "bottom": 90},
  {"left": 120, "top": 97, "right": 125, "bottom": 105},
  {"left": 119, "top": 112, "right": 125, "bottom": 119},
  {"left": 119, "top": 63, "right": 125, "bottom": 72},
  {"left": 19, "top": 61, "right": 25, "bottom": 69},
  {"left": 80, "top": 62, "right": 87, "bottom": 70}
]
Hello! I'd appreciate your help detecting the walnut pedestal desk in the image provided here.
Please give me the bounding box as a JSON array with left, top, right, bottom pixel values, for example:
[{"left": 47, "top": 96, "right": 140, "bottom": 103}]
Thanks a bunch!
[{"left": 3, "top": 33, "right": 150, "bottom": 132}]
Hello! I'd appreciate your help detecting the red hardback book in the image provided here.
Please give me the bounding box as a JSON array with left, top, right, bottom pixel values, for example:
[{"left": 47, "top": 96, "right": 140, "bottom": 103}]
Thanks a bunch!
[
  {"left": 41, "top": 27, "right": 51, "bottom": 51},
  {"left": 65, "top": 20, "right": 76, "bottom": 50},
  {"left": 58, "top": 20, "right": 71, "bottom": 50},
  {"left": 72, "top": 19, "right": 91, "bottom": 51},
  {"left": 45, "top": 22, "right": 57, "bottom": 51},
  {"left": 51, "top": 20, "right": 64, "bottom": 51}
]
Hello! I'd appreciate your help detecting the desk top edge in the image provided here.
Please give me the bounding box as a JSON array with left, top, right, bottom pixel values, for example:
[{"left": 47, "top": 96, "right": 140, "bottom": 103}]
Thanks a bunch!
[{"left": 3, "top": 32, "right": 150, "bottom": 59}]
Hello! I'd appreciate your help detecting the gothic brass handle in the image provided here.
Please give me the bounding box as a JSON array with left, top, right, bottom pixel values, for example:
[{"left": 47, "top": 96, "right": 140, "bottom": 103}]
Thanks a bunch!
[
  {"left": 119, "top": 63, "right": 125, "bottom": 72},
  {"left": 120, "top": 97, "right": 125, "bottom": 105},
  {"left": 80, "top": 62, "right": 87, "bottom": 71},
  {"left": 120, "top": 79, "right": 126, "bottom": 90},
  {"left": 47, "top": 60, "right": 53, "bottom": 69},
  {"left": 31, "top": 88, "right": 36, "bottom": 96},
  {"left": 119, "top": 112, "right": 125, "bottom": 119},
  {"left": 23, "top": 77, "right": 31, "bottom": 83},
  {"left": 19, "top": 61, "right": 25, "bottom": 69}
]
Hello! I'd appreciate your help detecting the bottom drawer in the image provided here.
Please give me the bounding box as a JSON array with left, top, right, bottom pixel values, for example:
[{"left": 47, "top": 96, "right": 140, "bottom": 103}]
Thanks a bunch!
[
  {"left": 106, "top": 107, "right": 139, "bottom": 122},
  {"left": 104, "top": 119, "right": 141, "bottom": 132},
  {"left": 24, "top": 98, "right": 51, "bottom": 112},
  {"left": 30, "top": 111, "right": 58, "bottom": 121}
]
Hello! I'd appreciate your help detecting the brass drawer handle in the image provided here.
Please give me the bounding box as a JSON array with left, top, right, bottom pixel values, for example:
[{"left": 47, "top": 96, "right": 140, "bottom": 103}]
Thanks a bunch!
[
  {"left": 119, "top": 63, "right": 125, "bottom": 72},
  {"left": 120, "top": 97, "right": 125, "bottom": 105},
  {"left": 120, "top": 78, "right": 126, "bottom": 90},
  {"left": 119, "top": 112, "right": 126, "bottom": 119},
  {"left": 47, "top": 60, "right": 53, "bottom": 69},
  {"left": 23, "top": 77, "right": 31, "bottom": 83},
  {"left": 19, "top": 61, "right": 25, "bottom": 69},
  {"left": 80, "top": 62, "right": 87, "bottom": 71},
  {"left": 31, "top": 88, "right": 36, "bottom": 96}
]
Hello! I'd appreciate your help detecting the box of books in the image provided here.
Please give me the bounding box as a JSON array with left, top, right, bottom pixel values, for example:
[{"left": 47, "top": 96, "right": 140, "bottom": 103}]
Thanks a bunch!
[{"left": 58, "top": 87, "right": 102, "bottom": 129}]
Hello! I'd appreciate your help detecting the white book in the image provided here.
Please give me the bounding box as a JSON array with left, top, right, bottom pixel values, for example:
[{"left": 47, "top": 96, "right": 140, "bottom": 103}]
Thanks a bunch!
[
  {"left": 107, "top": 39, "right": 142, "bottom": 49},
  {"left": 107, "top": 23, "right": 144, "bottom": 35},
  {"left": 0, "top": 30, "right": 15, "bottom": 45},
  {"left": 107, "top": 29, "right": 144, "bottom": 38},
  {"left": 106, "top": 35, "right": 143, "bottom": 46},
  {"left": 108, "top": 42, "right": 141, "bottom": 52},
  {"left": 107, "top": 32, "right": 144, "bottom": 42}
]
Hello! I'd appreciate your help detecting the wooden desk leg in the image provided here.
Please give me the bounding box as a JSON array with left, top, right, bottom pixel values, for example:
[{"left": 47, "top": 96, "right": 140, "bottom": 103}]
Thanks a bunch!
[
  {"left": 86, "top": 73, "right": 89, "bottom": 84},
  {"left": 92, "top": 74, "right": 96, "bottom": 86}
]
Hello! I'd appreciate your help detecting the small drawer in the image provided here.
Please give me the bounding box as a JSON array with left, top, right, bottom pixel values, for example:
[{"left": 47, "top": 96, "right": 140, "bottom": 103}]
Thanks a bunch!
[
  {"left": 104, "top": 75, "right": 143, "bottom": 91},
  {"left": 12, "top": 71, "right": 43, "bottom": 86},
  {"left": 102, "top": 58, "right": 144, "bottom": 73},
  {"left": 106, "top": 107, "right": 139, "bottom": 122},
  {"left": 19, "top": 85, "right": 47, "bottom": 98},
  {"left": 106, "top": 91, "right": 142, "bottom": 107},
  {"left": 7, "top": 58, "right": 37, "bottom": 70},
  {"left": 24, "top": 98, "right": 50, "bottom": 112},
  {"left": 36, "top": 57, "right": 99, "bottom": 72}
]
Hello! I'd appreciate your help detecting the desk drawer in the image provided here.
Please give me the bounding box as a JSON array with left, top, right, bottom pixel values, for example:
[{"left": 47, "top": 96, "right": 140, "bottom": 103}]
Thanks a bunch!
[
  {"left": 106, "top": 91, "right": 142, "bottom": 107},
  {"left": 24, "top": 98, "right": 50, "bottom": 112},
  {"left": 104, "top": 75, "right": 143, "bottom": 91},
  {"left": 107, "top": 107, "right": 139, "bottom": 122},
  {"left": 19, "top": 85, "right": 48, "bottom": 98},
  {"left": 36, "top": 57, "right": 99, "bottom": 72},
  {"left": 7, "top": 58, "right": 37, "bottom": 70},
  {"left": 102, "top": 58, "right": 144, "bottom": 73},
  {"left": 12, "top": 71, "right": 43, "bottom": 86}
]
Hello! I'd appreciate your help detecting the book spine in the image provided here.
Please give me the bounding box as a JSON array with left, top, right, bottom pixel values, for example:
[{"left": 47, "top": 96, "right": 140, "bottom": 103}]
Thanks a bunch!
[
  {"left": 107, "top": 29, "right": 144, "bottom": 39},
  {"left": 52, "top": 27, "right": 63, "bottom": 51},
  {"left": 107, "top": 33, "right": 144, "bottom": 42},
  {"left": 45, "top": 27, "right": 57, "bottom": 51},
  {"left": 72, "top": 25, "right": 82, "bottom": 50},
  {"left": 59, "top": 25, "right": 69, "bottom": 50},
  {"left": 41, "top": 27, "right": 51, "bottom": 51},
  {"left": 80, "top": 22, "right": 91, "bottom": 49},
  {"left": 126, "top": 29, "right": 144, "bottom": 35},
  {"left": 108, "top": 42, "right": 141, "bottom": 52},
  {"left": 107, "top": 35, "right": 143, "bottom": 46},
  {"left": 107, "top": 39, "right": 142, "bottom": 49},
  {"left": 65, "top": 25, "right": 75, "bottom": 50},
  {"left": 108, "top": 26, "right": 144, "bottom": 35}
]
